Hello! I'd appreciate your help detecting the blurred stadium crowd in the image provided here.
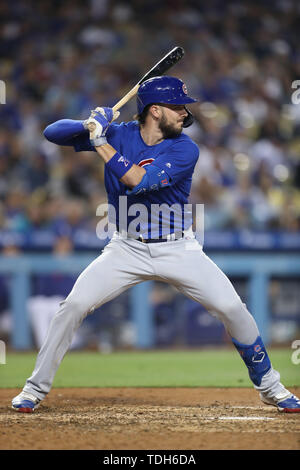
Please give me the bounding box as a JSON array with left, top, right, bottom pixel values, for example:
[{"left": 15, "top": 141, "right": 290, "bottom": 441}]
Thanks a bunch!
[
  {"left": 0, "top": 0, "right": 300, "bottom": 350},
  {"left": 0, "top": 0, "right": 300, "bottom": 249}
]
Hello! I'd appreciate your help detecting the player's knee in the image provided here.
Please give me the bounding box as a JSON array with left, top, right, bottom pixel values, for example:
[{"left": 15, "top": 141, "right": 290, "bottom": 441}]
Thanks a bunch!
[
  {"left": 61, "top": 296, "right": 90, "bottom": 320},
  {"left": 216, "top": 297, "right": 245, "bottom": 320}
]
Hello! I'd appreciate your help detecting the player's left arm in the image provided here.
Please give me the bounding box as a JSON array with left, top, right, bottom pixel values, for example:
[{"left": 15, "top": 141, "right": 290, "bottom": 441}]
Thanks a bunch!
[
  {"left": 94, "top": 143, "right": 146, "bottom": 187},
  {"left": 88, "top": 107, "right": 199, "bottom": 191},
  {"left": 125, "top": 141, "right": 200, "bottom": 195},
  {"left": 44, "top": 119, "right": 89, "bottom": 146}
]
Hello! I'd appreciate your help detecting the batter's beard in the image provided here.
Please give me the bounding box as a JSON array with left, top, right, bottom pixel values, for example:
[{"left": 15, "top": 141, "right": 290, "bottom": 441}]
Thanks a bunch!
[{"left": 158, "top": 115, "right": 183, "bottom": 139}]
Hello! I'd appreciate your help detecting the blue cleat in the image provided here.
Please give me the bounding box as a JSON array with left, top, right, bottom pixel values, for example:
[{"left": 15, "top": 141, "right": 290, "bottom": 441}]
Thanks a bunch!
[
  {"left": 12, "top": 392, "right": 41, "bottom": 413},
  {"left": 260, "top": 390, "right": 300, "bottom": 413}
]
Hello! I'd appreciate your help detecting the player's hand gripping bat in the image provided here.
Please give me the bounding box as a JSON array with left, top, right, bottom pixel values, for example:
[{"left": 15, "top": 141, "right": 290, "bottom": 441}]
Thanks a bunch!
[{"left": 87, "top": 46, "right": 185, "bottom": 131}]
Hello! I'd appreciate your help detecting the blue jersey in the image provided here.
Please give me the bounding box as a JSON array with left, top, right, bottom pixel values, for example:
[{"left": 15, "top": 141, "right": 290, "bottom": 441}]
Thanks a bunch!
[{"left": 73, "top": 121, "right": 199, "bottom": 238}]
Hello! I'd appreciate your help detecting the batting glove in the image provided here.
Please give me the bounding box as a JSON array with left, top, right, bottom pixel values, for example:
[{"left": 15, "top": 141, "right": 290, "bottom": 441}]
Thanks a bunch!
[{"left": 86, "top": 107, "right": 120, "bottom": 147}]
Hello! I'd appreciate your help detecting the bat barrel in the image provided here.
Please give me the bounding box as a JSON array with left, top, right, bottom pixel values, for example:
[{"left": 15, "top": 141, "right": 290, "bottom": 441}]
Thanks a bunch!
[{"left": 112, "top": 46, "right": 185, "bottom": 113}]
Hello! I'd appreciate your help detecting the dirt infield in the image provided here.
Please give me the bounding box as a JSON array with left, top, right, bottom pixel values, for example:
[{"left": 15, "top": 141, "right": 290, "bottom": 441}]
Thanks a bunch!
[{"left": 0, "top": 387, "right": 299, "bottom": 450}]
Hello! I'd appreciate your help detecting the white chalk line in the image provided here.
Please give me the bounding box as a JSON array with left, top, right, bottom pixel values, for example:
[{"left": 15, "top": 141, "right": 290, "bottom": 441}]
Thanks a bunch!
[
  {"left": 231, "top": 405, "right": 272, "bottom": 411},
  {"left": 203, "top": 416, "right": 274, "bottom": 421}
]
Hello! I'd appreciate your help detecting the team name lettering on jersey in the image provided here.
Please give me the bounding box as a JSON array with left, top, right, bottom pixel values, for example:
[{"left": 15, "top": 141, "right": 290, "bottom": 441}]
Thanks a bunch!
[{"left": 138, "top": 158, "right": 155, "bottom": 167}]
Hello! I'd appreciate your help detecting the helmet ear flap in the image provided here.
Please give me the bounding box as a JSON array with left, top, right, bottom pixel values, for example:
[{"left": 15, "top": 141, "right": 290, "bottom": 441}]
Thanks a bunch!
[{"left": 183, "top": 107, "right": 194, "bottom": 128}]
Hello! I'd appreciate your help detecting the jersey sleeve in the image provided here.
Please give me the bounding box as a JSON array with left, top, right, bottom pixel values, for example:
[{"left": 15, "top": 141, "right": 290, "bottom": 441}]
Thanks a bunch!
[
  {"left": 43, "top": 119, "right": 95, "bottom": 151},
  {"left": 73, "top": 134, "right": 95, "bottom": 152},
  {"left": 151, "top": 139, "right": 199, "bottom": 184}
]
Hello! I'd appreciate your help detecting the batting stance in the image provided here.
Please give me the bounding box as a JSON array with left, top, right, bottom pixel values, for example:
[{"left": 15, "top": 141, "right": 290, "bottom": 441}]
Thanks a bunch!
[{"left": 12, "top": 76, "right": 300, "bottom": 413}]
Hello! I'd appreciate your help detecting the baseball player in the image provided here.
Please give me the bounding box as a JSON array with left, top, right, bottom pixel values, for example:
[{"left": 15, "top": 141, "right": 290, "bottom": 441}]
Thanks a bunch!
[{"left": 12, "top": 76, "right": 300, "bottom": 413}]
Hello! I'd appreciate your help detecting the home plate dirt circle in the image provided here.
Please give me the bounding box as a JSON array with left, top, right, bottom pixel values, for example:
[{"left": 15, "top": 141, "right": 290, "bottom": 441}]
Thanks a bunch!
[{"left": 1, "top": 387, "right": 299, "bottom": 450}]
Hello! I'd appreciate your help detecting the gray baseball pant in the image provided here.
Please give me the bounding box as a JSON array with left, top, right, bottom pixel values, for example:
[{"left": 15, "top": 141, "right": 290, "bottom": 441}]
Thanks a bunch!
[{"left": 23, "top": 233, "right": 280, "bottom": 400}]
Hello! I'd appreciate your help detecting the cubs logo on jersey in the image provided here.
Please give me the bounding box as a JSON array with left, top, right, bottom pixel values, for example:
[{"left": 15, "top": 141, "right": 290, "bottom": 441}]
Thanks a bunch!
[{"left": 138, "top": 158, "right": 155, "bottom": 167}]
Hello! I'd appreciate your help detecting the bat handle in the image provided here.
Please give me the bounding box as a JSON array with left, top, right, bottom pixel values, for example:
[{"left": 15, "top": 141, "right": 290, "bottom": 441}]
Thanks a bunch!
[
  {"left": 112, "top": 83, "right": 140, "bottom": 113},
  {"left": 87, "top": 84, "right": 139, "bottom": 132}
]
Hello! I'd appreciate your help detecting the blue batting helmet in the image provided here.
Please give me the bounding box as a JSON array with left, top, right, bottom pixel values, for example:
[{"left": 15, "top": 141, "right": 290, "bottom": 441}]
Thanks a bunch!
[{"left": 137, "top": 76, "right": 197, "bottom": 127}]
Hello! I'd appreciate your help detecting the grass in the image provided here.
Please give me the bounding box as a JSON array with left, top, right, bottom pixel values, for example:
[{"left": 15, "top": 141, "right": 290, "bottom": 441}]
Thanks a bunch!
[{"left": 0, "top": 348, "right": 299, "bottom": 389}]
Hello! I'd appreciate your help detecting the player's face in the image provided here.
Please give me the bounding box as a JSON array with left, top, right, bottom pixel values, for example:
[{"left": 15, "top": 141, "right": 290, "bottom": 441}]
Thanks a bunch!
[{"left": 158, "top": 104, "right": 188, "bottom": 138}]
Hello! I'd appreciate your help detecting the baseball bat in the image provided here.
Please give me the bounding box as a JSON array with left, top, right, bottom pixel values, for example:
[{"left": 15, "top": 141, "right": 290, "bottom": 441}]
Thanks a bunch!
[
  {"left": 112, "top": 46, "right": 185, "bottom": 113},
  {"left": 88, "top": 46, "right": 185, "bottom": 131}
]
